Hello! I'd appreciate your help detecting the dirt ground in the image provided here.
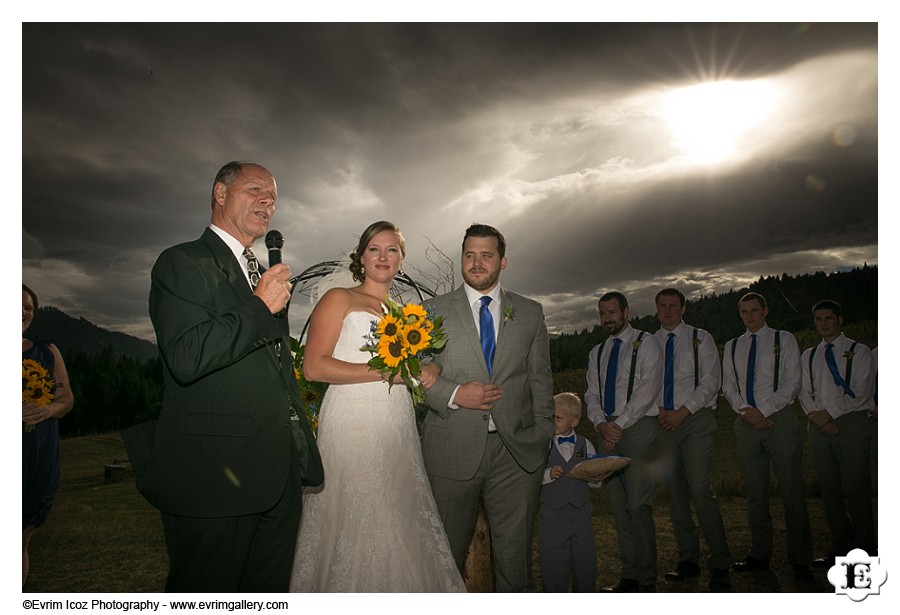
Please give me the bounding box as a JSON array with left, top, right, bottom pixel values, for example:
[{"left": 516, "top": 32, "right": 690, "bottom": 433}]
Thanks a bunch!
[{"left": 26, "top": 433, "right": 876, "bottom": 594}]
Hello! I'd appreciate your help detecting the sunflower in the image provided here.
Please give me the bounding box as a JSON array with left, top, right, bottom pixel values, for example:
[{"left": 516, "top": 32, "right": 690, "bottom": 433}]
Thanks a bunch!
[
  {"left": 301, "top": 387, "right": 321, "bottom": 405},
  {"left": 404, "top": 322, "right": 432, "bottom": 355},
  {"left": 22, "top": 359, "right": 54, "bottom": 406},
  {"left": 375, "top": 314, "right": 403, "bottom": 341},
  {"left": 378, "top": 336, "right": 409, "bottom": 368},
  {"left": 402, "top": 303, "right": 428, "bottom": 325},
  {"left": 360, "top": 296, "right": 447, "bottom": 399},
  {"left": 23, "top": 358, "right": 45, "bottom": 379}
]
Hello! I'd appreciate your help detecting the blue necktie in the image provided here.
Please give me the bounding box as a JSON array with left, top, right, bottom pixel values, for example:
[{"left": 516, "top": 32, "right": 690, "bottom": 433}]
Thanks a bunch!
[
  {"left": 604, "top": 338, "right": 622, "bottom": 416},
  {"left": 746, "top": 333, "right": 757, "bottom": 407},
  {"left": 479, "top": 296, "right": 495, "bottom": 376},
  {"left": 825, "top": 343, "right": 855, "bottom": 398},
  {"left": 663, "top": 332, "right": 675, "bottom": 411},
  {"left": 557, "top": 434, "right": 575, "bottom": 445}
]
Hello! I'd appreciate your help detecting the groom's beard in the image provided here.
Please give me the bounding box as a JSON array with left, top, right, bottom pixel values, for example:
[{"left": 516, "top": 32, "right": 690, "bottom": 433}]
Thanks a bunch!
[
  {"left": 602, "top": 319, "right": 625, "bottom": 336},
  {"left": 462, "top": 268, "right": 500, "bottom": 292}
]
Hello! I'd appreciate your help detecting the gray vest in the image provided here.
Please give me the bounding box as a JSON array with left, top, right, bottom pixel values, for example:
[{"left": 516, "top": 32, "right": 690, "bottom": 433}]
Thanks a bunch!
[{"left": 541, "top": 435, "right": 590, "bottom": 509}]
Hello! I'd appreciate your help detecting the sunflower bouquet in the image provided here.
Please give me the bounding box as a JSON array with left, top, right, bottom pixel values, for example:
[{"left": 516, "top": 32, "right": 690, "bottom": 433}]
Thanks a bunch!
[
  {"left": 22, "top": 358, "right": 55, "bottom": 433},
  {"left": 361, "top": 297, "right": 447, "bottom": 405},
  {"left": 290, "top": 338, "right": 328, "bottom": 436}
]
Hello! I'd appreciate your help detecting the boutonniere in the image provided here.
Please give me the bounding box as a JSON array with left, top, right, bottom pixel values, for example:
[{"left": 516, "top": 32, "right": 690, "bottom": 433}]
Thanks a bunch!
[
  {"left": 843, "top": 349, "right": 855, "bottom": 360},
  {"left": 503, "top": 305, "right": 517, "bottom": 323},
  {"left": 693, "top": 337, "right": 702, "bottom": 348},
  {"left": 772, "top": 343, "right": 781, "bottom": 355},
  {"left": 575, "top": 450, "right": 585, "bottom": 458}
]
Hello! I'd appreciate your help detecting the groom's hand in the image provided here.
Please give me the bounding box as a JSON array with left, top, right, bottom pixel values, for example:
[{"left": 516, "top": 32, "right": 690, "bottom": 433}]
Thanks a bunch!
[
  {"left": 420, "top": 363, "right": 440, "bottom": 389},
  {"left": 455, "top": 382, "right": 502, "bottom": 410}
]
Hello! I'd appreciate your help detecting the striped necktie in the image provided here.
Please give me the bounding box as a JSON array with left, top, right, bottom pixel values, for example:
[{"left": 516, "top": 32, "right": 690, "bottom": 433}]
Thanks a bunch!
[{"left": 243, "top": 248, "right": 260, "bottom": 290}]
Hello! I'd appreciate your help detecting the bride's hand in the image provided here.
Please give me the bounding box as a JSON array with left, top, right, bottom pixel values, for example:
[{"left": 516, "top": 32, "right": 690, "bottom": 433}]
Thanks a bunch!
[{"left": 420, "top": 363, "right": 440, "bottom": 389}]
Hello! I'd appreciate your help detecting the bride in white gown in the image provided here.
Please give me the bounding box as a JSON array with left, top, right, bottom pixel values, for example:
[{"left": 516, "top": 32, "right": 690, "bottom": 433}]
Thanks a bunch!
[{"left": 290, "top": 221, "right": 466, "bottom": 592}]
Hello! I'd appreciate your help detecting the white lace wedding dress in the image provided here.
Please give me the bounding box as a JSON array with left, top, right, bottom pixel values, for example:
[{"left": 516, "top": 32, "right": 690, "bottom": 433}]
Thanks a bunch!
[{"left": 290, "top": 311, "right": 466, "bottom": 592}]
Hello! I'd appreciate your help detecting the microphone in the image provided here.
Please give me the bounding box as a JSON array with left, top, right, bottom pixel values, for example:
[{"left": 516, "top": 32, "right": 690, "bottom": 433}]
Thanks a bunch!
[
  {"left": 265, "top": 229, "right": 287, "bottom": 319},
  {"left": 265, "top": 229, "right": 284, "bottom": 268}
]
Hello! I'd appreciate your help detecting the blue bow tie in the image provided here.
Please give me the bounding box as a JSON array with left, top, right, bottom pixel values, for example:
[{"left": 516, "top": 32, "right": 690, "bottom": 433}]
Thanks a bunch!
[{"left": 557, "top": 435, "right": 575, "bottom": 445}]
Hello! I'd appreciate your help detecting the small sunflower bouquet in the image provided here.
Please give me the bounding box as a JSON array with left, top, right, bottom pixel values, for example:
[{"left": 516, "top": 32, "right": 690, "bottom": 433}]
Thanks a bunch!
[
  {"left": 361, "top": 297, "right": 447, "bottom": 405},
  {"left": 290, "top": 339, "right": 328, "bottom": 436},
  {"left": 22, "top": 358, "right": 55, "bottom": 432}
]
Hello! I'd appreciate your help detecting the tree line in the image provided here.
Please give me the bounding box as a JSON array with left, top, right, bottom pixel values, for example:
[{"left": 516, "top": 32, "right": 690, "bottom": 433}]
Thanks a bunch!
[
  {"left": 38, "top": 265, "right": 875, "bottom": 437},
  {"left": 550, "top": 265, "right": 877, "bottom": 373},
  {"left": 59, "top": 347, "right": 164, "bottom": 437}
]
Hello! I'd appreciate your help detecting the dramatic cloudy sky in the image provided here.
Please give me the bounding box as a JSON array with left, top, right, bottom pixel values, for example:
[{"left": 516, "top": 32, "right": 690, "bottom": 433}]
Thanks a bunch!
[{"left": 21, "top": 21, "right": 879, "bottom": 342}]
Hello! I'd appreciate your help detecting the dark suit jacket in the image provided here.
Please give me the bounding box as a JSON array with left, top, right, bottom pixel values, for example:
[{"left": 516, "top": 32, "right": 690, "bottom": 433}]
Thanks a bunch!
[{"left": 139, "top": 228, "right": 322, "bottom": 518}]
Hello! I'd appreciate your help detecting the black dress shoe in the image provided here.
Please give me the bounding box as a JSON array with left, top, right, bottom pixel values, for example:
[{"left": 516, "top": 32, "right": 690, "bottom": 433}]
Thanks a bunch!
[
  {"left": 793, "top": 564, "right": 814, "bottom": 582},
  {"left": 638, "top": 583, "right": 657, "bottom": 593},
  {"left": 732, "top": 556, "right": 770, "bottom": 572},
  {"left": 812, "top": 553, "right": 837, "bottom": 569},
  {"left": 709, "top": 568, "right": 732, "bottom": 591},
  {"left": 600, "top": 578, "right": 639, "bottom": 592},
  {"left": 665, "top": 560, "right": 701, "bottom": 582}
]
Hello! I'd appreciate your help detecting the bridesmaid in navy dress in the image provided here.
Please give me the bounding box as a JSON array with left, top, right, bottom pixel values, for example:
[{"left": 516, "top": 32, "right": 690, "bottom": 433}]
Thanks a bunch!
[{"left": 22, "top": 284, "right": 73, "bottom": 587}]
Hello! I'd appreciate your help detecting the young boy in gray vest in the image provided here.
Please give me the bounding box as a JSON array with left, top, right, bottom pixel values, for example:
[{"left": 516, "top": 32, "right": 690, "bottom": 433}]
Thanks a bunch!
[{"left": 538, "top": 392, "right": 600, "bottom": 592}]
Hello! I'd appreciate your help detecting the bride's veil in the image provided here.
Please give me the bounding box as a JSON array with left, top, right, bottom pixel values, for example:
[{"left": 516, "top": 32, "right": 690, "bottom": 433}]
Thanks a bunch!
[{"left": 310, "top": 254, "right": 356, "bottom": 306}]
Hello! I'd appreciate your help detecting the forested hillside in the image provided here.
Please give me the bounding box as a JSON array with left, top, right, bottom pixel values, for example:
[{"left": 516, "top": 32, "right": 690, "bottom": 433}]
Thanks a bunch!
[
  {"left": 25, "top": 307, "right": 163, "bottom": 436},
  {"left": 549, "top": 265, "right": 877, "bottom": 372},
  {"left": 23, "top": 265, "right": 876, "bottom": 436}
]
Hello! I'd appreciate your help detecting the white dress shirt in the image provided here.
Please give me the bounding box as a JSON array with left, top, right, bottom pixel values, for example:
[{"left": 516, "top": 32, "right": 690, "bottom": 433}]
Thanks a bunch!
[
  {"left": 654, "top": 322, "right": 721, "bottom": 413},
  {"left": 585, "top": 325, "right": 662, "bottom": 430},
  {"left": 447, "top": 284, "right": 503, "bottom": 431},
  {"left": 722, "top": 324, "right": 801, "bottom": 417},
  {"left": 463, "top": 283, "right": 502, "bottom": 341},
  {"left": 799, "top": 333, "right": 875, "bottom": 419}
]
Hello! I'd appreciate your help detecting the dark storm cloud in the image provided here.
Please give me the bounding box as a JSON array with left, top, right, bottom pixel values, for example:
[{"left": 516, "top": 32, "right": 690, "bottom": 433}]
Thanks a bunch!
[
  {"left": 22, "top": 22, "right": 878, "bottom": 339},
  {"left": 512, "top": 142, "right": 877, "bottom": 291}
]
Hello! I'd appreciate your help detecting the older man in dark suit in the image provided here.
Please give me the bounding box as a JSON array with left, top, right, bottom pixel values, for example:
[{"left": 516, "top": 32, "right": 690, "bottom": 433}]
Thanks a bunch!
[
  {"left": 421, "top": 223, "right": 555, "bottom": 592},
  {"left": 140, "top": 161, "right": 322, "bottom": 592}
]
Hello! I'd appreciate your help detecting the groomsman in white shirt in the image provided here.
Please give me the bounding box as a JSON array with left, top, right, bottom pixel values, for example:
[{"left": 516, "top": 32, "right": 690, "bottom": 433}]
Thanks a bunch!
[
  {"left": 585, "top": 291, "right": 662, "bottom": 592},
  {"left": 654, "top": 288, "right": 732, "bottom": 591},
  {"left": 798, "top": 299, "right": 876, "bottom": 568},
  {"left": 722, "top": 292, "right": 813, "bottom": 582}
]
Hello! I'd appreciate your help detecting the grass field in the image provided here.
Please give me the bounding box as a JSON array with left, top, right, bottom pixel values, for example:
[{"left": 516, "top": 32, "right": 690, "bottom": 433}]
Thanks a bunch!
[{"left": 24, "top": 400, "right": 877, "bottom": 593}]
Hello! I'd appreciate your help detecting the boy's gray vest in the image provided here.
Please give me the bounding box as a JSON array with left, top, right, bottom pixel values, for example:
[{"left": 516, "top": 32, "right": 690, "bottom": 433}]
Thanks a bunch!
[{"left": 541, "top": 435, "right": 591, "bottom": 509}]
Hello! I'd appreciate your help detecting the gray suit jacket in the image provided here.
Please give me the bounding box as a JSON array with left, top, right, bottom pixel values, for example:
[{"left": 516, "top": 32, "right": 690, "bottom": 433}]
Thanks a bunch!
[{"left": 422, "top": 285, "right": 554, "bottom": 480}]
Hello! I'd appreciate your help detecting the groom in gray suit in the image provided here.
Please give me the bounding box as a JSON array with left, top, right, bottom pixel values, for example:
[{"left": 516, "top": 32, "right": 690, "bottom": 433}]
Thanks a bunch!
[{"left": 422, "top": 223, "right": 555, "bottom": 592}]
